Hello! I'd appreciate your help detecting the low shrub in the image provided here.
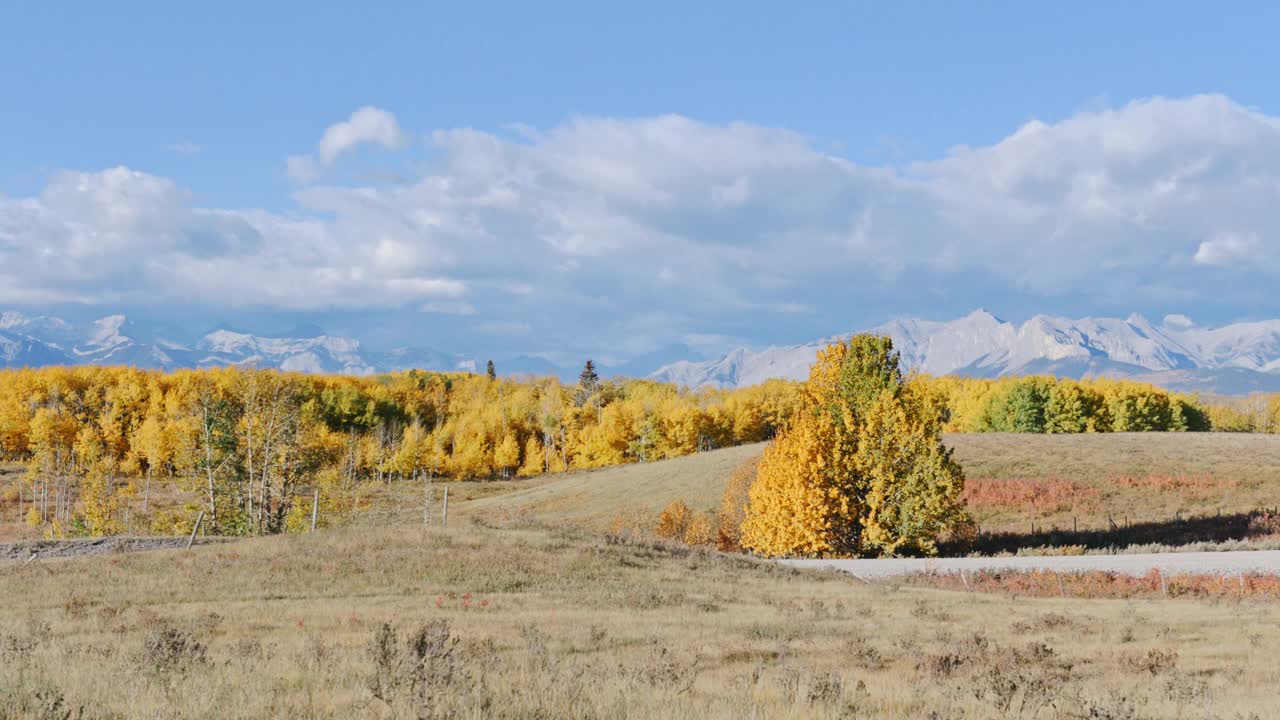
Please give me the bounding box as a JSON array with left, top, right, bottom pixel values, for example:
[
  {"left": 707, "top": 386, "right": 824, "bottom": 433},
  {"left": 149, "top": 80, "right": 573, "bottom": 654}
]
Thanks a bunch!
[{"left": 963, "top": 477, "right": 1102, "bottom": 515}]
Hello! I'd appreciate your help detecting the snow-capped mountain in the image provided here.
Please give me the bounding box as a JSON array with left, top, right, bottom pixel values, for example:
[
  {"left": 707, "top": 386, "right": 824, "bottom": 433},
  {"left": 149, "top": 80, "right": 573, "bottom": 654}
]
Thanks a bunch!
[
  {"left": 0, "top": 311, "right": 472, "bottom": 376},
  {"left": 649, "top": 310, "right": 1280, "bottom": 394},
  {"left": 196, "top": 329, "right": 373, "bottom": 375},
  {"left": 11, "top": 308, "right": 1280, "bottom": 394}
]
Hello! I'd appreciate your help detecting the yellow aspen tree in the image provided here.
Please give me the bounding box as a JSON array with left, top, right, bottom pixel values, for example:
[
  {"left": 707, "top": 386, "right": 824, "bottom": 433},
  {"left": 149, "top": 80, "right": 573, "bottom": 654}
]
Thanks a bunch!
[
  {"left": 75, "top": 424, "right": 130, "bottom": 536},
  {"left": 493, "top": 432, "right": 520, "bottom": 479},
  {"left": 739, "top": 410, "right": 862, "bottom": 557},
  {"left": 132, "top": 409, "right": 171, "bottom": 513},
  {"left": 517, "top": 436, "right": 544, "bottom": 476}
]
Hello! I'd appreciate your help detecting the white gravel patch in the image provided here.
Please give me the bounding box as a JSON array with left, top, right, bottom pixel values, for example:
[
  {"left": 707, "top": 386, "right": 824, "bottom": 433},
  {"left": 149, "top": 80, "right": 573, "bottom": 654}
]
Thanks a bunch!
[{"left": 781, "top": 550, "right": 1280, "bottom": 578}]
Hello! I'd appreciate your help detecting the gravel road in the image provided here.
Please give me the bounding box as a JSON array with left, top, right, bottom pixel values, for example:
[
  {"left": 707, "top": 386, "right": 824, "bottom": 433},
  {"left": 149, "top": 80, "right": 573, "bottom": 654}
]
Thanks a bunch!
[{"left": 781, "top": 550, "right": 1280, "bottom": 578}]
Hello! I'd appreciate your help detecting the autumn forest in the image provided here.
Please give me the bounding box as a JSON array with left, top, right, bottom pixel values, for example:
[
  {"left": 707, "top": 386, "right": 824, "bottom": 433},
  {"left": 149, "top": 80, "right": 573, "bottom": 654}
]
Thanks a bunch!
[{"left": 0, "top": 351, "right": 1275, "bottom": 540}]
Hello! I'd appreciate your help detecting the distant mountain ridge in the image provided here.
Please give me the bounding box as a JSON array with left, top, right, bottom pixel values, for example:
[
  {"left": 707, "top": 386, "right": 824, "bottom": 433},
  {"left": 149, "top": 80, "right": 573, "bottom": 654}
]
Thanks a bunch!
[
  {"left": 649, "top": 310, "right": 1280, "bottom": 395},
  {"left": 0, "top": 311, "right": 473, "bottom": 376},
  {"left": 9, "top": 308, "right": 1280, "bottom": 395}
]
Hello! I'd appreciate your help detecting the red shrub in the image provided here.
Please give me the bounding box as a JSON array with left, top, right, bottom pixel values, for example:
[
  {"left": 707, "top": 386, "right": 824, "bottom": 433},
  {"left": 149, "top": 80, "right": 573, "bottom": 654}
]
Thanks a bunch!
[{"left": 963, "top": 477, "right": 1102, "bottom": 515}]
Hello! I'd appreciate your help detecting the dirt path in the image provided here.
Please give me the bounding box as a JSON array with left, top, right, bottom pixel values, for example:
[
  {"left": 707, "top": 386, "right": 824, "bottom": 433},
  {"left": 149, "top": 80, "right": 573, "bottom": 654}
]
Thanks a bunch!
[
  {"left": 0, "top": 536, "right": 228, "bottom": 562},
  {"left": 781, "top": 550, "right": 1280, "bottom": 578}
]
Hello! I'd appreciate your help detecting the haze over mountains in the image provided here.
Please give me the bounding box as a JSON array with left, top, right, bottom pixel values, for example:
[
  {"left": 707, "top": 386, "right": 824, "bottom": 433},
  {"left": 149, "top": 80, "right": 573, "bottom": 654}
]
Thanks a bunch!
[{"left": 6, "top": 309, "right": 1280, "bottom": 394}]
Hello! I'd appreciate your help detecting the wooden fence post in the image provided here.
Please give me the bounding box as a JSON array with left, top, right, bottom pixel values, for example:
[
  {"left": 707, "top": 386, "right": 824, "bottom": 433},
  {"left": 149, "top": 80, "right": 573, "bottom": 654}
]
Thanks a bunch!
[
  {"left": 186, "top": 510, "right": 205, "bottom": 550},
  {"left": 1055, "top": 572, "right": 1066, "bottom": 598},
  {"left": 423, "top": 484, "right": 432, "bottom": 527},
  {"left": 310, "top": 489, "right": 320, "bottom": 532},
  {"left": 442, "top": 487, "right": 450, "bottom": 528}
]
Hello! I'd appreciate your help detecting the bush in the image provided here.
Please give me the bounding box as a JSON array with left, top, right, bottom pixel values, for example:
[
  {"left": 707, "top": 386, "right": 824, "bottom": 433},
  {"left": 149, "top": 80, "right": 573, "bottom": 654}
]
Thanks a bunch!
[
  {"left": 655, "top": 500, "right": 693, "bottom": 540},
  {"left": 682, "top": 512, "right": 715, "bottom": 546},
  {"left": 716, "top": 456, "right": 758, "bottom": 551}
]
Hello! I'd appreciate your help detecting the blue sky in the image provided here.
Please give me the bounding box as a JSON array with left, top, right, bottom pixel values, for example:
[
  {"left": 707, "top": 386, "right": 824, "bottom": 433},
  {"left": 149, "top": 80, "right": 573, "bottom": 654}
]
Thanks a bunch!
[{"left": 3, "top": 2, "right": 1280, "bottom": 363}]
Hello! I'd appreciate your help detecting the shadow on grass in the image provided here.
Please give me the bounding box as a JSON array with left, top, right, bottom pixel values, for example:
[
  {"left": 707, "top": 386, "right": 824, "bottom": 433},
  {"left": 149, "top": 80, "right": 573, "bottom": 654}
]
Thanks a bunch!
[{"left": 945, "top": 509, "right": 1280, "bottom": 555}]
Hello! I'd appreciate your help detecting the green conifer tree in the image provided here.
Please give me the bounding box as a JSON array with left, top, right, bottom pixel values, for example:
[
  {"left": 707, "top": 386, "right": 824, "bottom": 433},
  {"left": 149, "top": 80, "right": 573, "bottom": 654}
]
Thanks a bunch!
[{"left": 575, "top": 360, "right": 599, "bottom": 407}]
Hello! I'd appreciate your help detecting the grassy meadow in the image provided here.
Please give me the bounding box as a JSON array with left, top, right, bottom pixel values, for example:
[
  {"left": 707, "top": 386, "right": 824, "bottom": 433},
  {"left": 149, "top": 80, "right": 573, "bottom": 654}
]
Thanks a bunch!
[
  {"left": 4, "top": 518, "right": 1280, "bottom": 719},
  {"left": 952, "top": 433, "right": 1280, "bottom": 530},
  {"left": 4, "top": 433, "right": 1280, "bottom": 717}
]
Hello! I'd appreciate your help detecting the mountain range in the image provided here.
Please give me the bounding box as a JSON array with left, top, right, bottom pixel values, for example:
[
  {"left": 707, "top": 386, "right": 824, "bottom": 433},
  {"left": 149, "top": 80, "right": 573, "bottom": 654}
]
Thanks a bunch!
[
  {"left": 6, "top": 309, "right": 1280, "bottom": 395},
  {"left": 649, "top": 310, "right": 1280, "bottom": 395},
  {"left": 0, "top": 312, "right": 474, "bottom": 377}
]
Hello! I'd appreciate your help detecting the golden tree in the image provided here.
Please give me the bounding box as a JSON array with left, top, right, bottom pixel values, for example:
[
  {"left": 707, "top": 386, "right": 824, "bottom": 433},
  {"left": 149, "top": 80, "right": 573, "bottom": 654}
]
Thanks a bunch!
[
  {"left": 493, "top": 432, "right": 520, "bottom": 479},
  {"left": 740, "top": 335, "right": 967, "bottom": 558}
]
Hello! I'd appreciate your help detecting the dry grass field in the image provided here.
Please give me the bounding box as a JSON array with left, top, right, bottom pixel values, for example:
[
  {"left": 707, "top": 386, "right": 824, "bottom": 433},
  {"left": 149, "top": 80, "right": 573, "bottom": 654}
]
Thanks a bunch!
[
  {"left": 4, "top": 518, "right": 1280, "bottom": 719},
  {"left": 951, "top": 433, "right": 1280, "bottom": 528}
]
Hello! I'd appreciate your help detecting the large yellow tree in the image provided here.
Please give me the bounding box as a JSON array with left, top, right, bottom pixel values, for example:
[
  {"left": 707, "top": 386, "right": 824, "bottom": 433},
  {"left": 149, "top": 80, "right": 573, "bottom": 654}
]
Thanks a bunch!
[{"left": 740, "top": 335, "right": 967, "bottom": 558}]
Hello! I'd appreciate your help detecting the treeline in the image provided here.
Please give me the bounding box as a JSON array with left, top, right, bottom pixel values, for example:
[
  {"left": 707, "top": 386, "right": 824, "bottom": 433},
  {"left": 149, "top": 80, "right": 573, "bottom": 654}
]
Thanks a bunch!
[
  {"left": 1193, "top": 394, "right": 1280, "bottom": 433},
  {"left": 0, "top": 359, "right": 1267, "bottom": 540},
  {"left": 0, "top": 365, "right": 802, "bottom": 537},
  {"left": 921, "top": 376, "right": 1212, "bottom": 433}
]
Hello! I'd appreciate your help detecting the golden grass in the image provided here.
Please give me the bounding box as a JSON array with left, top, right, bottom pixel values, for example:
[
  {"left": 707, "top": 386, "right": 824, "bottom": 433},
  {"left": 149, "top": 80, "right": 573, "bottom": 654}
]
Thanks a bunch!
[{"left": 3, "top": 518, "right": 1279, "bottom": 718}]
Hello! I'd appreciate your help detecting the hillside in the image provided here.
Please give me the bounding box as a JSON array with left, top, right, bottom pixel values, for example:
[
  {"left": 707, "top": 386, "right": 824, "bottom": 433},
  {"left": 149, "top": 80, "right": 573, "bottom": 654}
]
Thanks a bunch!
[
  {"left": 463, "top": 433, "right": 1280, "bottom": 544},
  {"left": 460, "top": 443, "right": 766, "bottom": 530}
]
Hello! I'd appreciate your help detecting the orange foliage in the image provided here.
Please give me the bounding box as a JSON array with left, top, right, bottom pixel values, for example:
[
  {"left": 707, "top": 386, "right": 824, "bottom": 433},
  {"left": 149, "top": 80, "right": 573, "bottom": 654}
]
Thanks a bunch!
[{"left": 655, "top": 499, "right": 693, "bottom": 540}]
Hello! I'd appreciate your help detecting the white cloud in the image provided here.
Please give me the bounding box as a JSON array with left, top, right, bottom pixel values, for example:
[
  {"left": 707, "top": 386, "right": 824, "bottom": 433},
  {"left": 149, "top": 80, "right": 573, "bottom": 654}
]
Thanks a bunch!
[
  {"left": 287, "top": 106, "right": 408, "bottom": 183},
  {"left": 8, "top": 95, "right": 1280, "bottom": 356},
  {"left": 1194, "top": 232, "right": 1262, "bottom": 266},
  {"left": 318, "top": 107, "right": 407, "bottom": 164},
  {"left": 0, "top": 166, "right": 467, "bottom": 310}
]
